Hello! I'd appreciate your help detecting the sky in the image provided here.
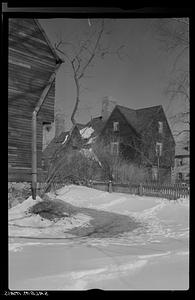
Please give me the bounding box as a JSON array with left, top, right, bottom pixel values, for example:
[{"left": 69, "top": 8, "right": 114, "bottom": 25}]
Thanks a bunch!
[{"left": 39, "top": 18, "right": 188, "bottom": 133}]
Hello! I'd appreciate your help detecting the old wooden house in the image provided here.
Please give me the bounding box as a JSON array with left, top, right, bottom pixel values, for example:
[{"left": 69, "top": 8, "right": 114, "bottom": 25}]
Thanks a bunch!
[
  {"left": 8, "top": 18, "right": 62, "bottom": 182},
  {"left": 43, "top": 97, "right": 175, "bottom": 184},
  {"left": 97, "top": 98, "right": 175, "bottom": 183}
]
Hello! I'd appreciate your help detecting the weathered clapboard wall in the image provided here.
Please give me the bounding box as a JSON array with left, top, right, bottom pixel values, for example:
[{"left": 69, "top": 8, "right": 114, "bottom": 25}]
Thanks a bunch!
[{"left": 8, "top": 18, "right": 60, "bottom": 182}]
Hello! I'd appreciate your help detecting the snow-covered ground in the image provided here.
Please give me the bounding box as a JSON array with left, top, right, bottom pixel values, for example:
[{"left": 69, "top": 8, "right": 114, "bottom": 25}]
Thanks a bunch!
[{"left": 9, "top": 185, "right": 189, "bottom": 290}]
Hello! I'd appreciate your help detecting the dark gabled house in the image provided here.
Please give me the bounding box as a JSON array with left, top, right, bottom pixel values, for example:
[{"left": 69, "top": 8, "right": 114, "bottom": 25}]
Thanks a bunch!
[
  {"left": 97, "top": 103, "right": 175, "bottom": 183},
  {"left": 43, "top": 97, "right": 175, "bottom": 183},
  {"left": 8, "top": 18, "right": 62, "bottom": 182}
]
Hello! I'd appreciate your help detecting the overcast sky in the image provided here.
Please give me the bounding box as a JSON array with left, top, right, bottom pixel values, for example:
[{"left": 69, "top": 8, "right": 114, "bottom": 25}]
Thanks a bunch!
[{"left": 39, "top": 18, "right": 188, "bottom": 131}]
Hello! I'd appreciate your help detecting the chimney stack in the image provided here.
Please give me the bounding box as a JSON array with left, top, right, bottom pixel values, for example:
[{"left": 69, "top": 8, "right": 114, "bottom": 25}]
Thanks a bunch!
[
  {"left": 101, "top": 96, "right": 117, "bottom": 121},
  {"left": 55, "top": 113, "right": 65, "bottom": 137}
]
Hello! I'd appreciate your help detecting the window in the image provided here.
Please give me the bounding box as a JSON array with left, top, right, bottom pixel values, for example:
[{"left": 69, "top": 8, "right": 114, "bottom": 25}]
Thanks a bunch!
[
  {"left": 178, "top": 172, "right": 183, "bottom": 181},
  {"left": 158, "top": 121, "right": 163, "bottom": 134},
  {"left": 111, "top": 142, "right": 119, "bottom": 155},
  {"left": 156, "top": 142, "right": 162, "bottom": 156},
  {"left": 113, "top": 121, "right": 119, "bottom": 132},
  {"left": 152, "top": 166, "right": 158, "bottom": 181},
  {"left": 179, "top": 159, "right": 183, "bottom": 166}
]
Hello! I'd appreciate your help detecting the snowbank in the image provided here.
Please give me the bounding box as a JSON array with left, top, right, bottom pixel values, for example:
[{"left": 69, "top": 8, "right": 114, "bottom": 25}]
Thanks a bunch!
[
  {"left": 53, "top": 185, "right": 189, "bottom": 245},
  {"left": 80, "top": 127, "right": 94, "bottom": 139},
  {"left": 9, "top": 185, "right": 189, "bottom": 290},
  {"left": 8, "top": 195, "right": 93, "bottom": 238}
]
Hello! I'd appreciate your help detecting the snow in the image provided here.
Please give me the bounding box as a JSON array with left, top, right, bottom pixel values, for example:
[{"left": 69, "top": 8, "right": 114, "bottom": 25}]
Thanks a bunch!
[
  {"left": 80, "top": 127, "right": 94, "bottom": 139},
  {"left": 87, "top": 136, "right": 97, "bottom": 144},
  {"left": 79, "top": 148, "right": 102, "bottom": 166},
  {"left": 62, "top": 134, "right": 68, "bottom": 144},
  {"left": 9, "top": 193, "right": 93, "bottom": 238},
  {"left": 9, "top": 185, "right": 189, "bottom": 290}
]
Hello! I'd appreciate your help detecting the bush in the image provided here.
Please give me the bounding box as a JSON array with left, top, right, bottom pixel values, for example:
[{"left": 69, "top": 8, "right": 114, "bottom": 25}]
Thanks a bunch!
[
  {"left": 8, "top": 182, "right": 32, "bottom": 209},
  {"left": 113, "top": 161, "right": 149, "bottom": 184},
  {"left": 92, "top": 141, "right": 149, "bottom": 183},
  {"left": 44, "top": 149, "right": 103, "bottom": 192}
]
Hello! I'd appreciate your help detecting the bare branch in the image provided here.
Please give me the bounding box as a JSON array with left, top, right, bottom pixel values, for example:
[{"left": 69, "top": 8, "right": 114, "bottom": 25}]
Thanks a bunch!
[{"left": 78, "top": 20, "right": 105, "bottom": 79}]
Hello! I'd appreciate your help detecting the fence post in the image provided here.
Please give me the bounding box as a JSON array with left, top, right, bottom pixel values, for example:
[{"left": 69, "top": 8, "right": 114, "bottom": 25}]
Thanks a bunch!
[
  {"left": 139, "top": 183, "right": 143, "bottom": 196},
  {"left": 108, "top": 180, "right": 113, "bottom": 193}
]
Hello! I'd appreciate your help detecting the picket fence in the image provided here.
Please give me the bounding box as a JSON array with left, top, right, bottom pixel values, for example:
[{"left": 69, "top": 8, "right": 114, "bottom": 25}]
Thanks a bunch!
[{"left": 87, "top": 181, "right": 189, "bottom": 200}]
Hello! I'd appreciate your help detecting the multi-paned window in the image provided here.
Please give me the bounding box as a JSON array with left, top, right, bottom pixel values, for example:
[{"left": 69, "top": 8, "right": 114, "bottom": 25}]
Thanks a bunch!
[
  {"left": 113, "top": 121, "right": 119, "bottom": 132},
  {"left": 158, "top": 121, "right": 163, "bottom": 134},
  {"left": 178, "top": 172, "right": 183, "bottom": 181},
  {"left": 111, "top": 142, "right": 119, "bottom": 155},
  {"left": 156, "top": 142, "right": 163, "bottom": 156}
]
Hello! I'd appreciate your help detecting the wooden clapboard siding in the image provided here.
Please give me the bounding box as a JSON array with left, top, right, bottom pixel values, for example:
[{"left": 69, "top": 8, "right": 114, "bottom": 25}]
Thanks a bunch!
[
  {"left": 8, "top": 18, "right": 59, "bottom": 181},
  {"left": 8, "top": 167, "right": 46, "bottom": 182}
]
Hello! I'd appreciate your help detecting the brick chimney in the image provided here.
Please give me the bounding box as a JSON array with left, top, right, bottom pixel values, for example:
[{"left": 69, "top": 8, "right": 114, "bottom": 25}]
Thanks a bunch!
[
  {"left": 101, "top": 96, "right": 117, "bottom": 121},
  {"left": 55, "top": 113, "right": 65, "bottom": 137}
]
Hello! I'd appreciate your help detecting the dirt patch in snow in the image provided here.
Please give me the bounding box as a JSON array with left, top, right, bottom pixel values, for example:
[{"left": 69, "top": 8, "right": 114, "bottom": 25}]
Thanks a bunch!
[
  {"left": 28, "top": 199, "right": 78, "bottom": 221},
  {"left": 27, "top": 198, "right": 142, "bottom": 238}
]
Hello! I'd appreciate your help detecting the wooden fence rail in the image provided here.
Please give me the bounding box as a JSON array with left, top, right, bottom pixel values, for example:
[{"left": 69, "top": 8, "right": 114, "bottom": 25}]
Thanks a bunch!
[
  {"left": 88, "top": 181, "right": 189, "bottom": 200},
  {"left": 36, "top": 180, "right": 189, "bottom": 201}
]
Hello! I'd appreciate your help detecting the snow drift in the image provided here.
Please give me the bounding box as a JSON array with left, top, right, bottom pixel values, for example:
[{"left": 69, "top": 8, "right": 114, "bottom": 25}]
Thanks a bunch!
[{"left": 9, "top": 185, "right": 189, "bottom": 290}]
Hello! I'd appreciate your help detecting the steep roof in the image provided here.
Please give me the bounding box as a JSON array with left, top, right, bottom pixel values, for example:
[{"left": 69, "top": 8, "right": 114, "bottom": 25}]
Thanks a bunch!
[
  {"left": 115, "top": 105, "right": 164, "bottom": 135},
  {"left": 135, "top": 105, "right": 163, "bottom": 133},
  {"left": 116, "top": 105, "right": 138, "bottom": 132},
  {"left": 34, "top": 19, "right": 62, "bottom": 62},
  {"left": 43, "top": 123, "right": 87, "bottom": 160},
  {"left": 43, "top": 130, "right": 70, "bottom": 159},
  {"left": 85, "top": 116, "right": 106, "bottom": 135}
]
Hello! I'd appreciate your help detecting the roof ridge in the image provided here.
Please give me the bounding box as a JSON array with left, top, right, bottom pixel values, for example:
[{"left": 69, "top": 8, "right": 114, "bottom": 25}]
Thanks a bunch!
[
  {"left": 136, "top": 104, "right": 162, "bottom": 111},
  {"left": 34, "top": 19, "right": 62, "bottom": 62},
  {"left": 116, "top": 104, "right": 136, "bottom": 111},
  {"left": 116, "top": 104, "right": 162, "bottom": 112}
]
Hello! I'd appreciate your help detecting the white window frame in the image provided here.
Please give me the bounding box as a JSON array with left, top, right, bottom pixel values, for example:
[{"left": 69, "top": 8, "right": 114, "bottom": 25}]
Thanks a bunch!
[
  {"left": 156, "top": 142, "right": 163, "bottom": 156},
  {"left": 113, "top": 121, "right": 119, "bottom": 132},
  {"left": 111, "top": 142, "right": 119, "bottom": 155},
  {"left": 158, "top": 121, "right": 163, "bottom": 134}
]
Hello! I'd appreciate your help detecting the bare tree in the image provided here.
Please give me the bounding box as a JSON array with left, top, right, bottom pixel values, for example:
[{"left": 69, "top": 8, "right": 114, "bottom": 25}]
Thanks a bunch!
[
  {"left": 153, "top": 18, "right": 189, "bottom": 144},
  {"left": 54, "top": 19, "right": 124, "bottom": 127}
]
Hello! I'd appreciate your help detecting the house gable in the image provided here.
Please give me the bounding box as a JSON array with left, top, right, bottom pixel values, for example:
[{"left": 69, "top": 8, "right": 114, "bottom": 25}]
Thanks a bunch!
[
  {"left": 97, "top": 104, "right": 175, "bottom": 168},
  {"left": 99, "top": 106, "right": 140, "bottom": 140}
]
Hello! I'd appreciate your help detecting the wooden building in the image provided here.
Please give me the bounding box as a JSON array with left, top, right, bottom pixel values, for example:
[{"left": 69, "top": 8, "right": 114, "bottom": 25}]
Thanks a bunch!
[
  {"left": 43, "top": 97, "right": 175, "bottom": 184},
  {"left": 8, "top": 18, "right": 62, "bottom": 182},
  {"left": 98, "top": 103, "right": 175, "bottom": 183}
]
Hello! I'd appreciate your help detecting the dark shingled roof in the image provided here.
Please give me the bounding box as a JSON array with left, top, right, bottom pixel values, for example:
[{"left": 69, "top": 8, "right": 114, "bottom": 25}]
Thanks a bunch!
[
  {"left": 116, "top": 105, "right": 138, "bottom": 132},
  {"left": 43, "top": 104, "right": 172, "bottom": 160},
  {"left": 43, "top": 123, "right": 86, "bottom": 159},
  {"left": 135, "top": 105, "right": 163, "bottom": 133},
  {"left": 115, "top": 104, "right": 163, "bottom": 135},
  {"left": 85, "top": 116, "right": 105, "bottom": 135},
  {"left": 43, "top": 130, "right": 70, "bottom": 159}
]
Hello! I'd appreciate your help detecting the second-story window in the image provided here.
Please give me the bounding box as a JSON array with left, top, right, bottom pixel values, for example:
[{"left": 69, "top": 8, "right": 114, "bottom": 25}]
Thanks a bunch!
[
  {"left": 113, "top": 121, "right": 119, "bottom": 132},
  {"left": 156, "top": 142, "right": 163, "bottom": 156},
  {"left": 158, "top": 121, "right": 163, "bottom": 134}
]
